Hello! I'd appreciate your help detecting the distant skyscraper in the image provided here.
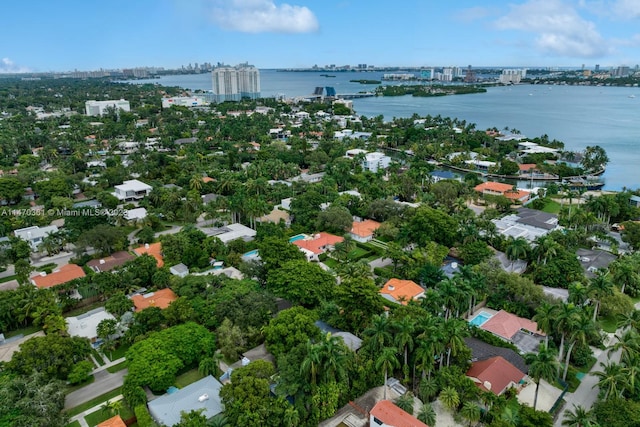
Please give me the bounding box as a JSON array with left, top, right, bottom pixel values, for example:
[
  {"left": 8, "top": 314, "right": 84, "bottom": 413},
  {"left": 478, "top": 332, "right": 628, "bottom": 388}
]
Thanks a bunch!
[
  {"left": 211, "top": 63, "right": 260, "bottom": 102},
  {"left": 595, "top": 64, "right": 600, "bottom": 72}
]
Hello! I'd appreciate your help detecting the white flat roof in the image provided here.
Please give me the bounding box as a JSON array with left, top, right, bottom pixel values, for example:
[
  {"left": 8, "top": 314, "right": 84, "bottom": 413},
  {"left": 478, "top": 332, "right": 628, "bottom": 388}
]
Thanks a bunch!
[
  {"left": 66, "top": 307, "right": 115, "bottom": 340},
  {"left": 114, "top": 179, "right": 152, "bottom": 192}
]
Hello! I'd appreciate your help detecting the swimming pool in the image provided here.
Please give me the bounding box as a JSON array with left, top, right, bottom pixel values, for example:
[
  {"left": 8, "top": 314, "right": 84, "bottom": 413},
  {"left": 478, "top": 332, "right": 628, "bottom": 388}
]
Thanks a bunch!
[
  {"left": 288, "top": 234, "right": 307, "bottom": 243},
  {"left": 243, "top": 249, "right": 259, "bottom": 258},
  {"left": 167, "top": 386, "right": 179, "bottom": 394},
  {"left": 469, "top": 311, "right": 493, "bottom": 327}
]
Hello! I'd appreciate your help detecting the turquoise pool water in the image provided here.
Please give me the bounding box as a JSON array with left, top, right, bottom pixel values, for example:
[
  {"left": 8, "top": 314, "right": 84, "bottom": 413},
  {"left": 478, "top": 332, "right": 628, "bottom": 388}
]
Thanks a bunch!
[
  {"left": 167, "top": 386, "right": 179, "bottom": 394},
  {"left": 289, "top": 234, "right": 306, "bottom": 243},
  {"left": 469, "top": 311, "right": 493, "bottom": 327},
  {"left": 243, "top": 249, "right": 259, "bottom": 257}
]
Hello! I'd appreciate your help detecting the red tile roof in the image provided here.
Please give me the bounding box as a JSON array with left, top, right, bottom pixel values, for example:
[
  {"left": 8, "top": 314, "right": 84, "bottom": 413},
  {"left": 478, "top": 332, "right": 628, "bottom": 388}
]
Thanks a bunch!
[
  {"left": 97, "top": 415, "right": 127, "bottom": 427},
  {"left": 466, "top": 356, "right": 526, "bottom": 395},
  {"left": 480, "top": 310, "right": 545, "bottom": 340},
  {"left": 518, "top": 163, "right": 537, "bottom": 171},
  {"left": 474, "top": 182, "right": 530, "bottom": 201},
  {"left": 370, "top": 400, "right": 429, "bottom": 427},
  {"left": 131, "top": 288, "right": 178, "bottom": 312},
  {"left": 380, "top": 279, "right": 425, "bottom": 305},
  {"left": 350, "top": 219, "right": 381, "bottom": 238},
  {"left": 293, "top": 232, "right": 344, "bottom": 255},
  {"left": 31, "top": 264, "right": 86, "bottom": 289},
  {"left": 134, "top": 242, "right": 164, "bottom": 267}
]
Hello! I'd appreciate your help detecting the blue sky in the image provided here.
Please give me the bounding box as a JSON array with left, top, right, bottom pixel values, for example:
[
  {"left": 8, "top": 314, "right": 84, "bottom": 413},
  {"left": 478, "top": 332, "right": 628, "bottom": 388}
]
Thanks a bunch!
[{"left": 2, "top": 0, "right": 639, "bottom": 72}]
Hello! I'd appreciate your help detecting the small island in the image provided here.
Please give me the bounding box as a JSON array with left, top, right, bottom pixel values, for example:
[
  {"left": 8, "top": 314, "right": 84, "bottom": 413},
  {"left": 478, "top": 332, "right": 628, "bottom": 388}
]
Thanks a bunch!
[
  {"left": 376, "top": 84, "right": 487, "bottom": 97},
  {"left": 350, "top": 79, "right": 382, "bottom": 84}
]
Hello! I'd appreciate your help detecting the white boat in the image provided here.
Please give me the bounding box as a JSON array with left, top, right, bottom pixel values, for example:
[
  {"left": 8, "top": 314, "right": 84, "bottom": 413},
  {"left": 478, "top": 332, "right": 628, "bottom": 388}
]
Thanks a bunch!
[{"left": 629, "top": 95, "right": 636, "bottom": 98}]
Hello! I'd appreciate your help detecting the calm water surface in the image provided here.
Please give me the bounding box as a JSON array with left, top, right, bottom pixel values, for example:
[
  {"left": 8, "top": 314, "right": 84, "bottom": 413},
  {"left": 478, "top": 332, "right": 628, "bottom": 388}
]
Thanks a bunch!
[{"left": 131, "top": 71, "right": 640, "bottom": 190}]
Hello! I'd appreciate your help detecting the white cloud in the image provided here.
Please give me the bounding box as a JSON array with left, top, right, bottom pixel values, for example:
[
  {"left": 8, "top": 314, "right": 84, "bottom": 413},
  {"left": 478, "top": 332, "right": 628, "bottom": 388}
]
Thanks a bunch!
[
  {"left": 494, "top": 0, "right": 610, "bottom": 57},
  {"left": 0, "top": 58, "right": 30, "bottom": 73},
  {"left": 209, "top": 0, "right": 319, "bottom": 33},
  {"left": 611, "top": 0, "right": 640, "bottom": 19}
]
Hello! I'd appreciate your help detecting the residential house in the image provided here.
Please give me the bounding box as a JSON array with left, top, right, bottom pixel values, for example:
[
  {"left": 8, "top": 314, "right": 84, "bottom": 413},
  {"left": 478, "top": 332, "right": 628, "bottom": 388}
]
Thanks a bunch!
[
  {"left": 124, "top": 207, "right": 147, "bottom": 221},
  {"left": 362, "top": 152, "right": 391, "bottom": 173},
  {"left": 630, "top": 195, "right": 640, "bottom": 208},
  {"left": 464, "top": 337, "right": 529, "bottom": 374},
  {"left": 370, "top": 400, "right": 428, "bottom": 427},
  {"left": 492, "top": 208, "right": 560, "bottom": 242},
  {"left": 148, "top": 376, "right": 224, "bottom": 427},
  {"left": 474, "top": 182, "right": 530, "bottom": 203},
  {"left": 66, "top": 307, "right": 116, "bottom": 343},
  {"left": 14, "top": 225, "right": 59, "bottom": 251},
  {"left": 113, "top": 179, "right": 152, "bottom": 201},
  {"left": 466, "top": 356, "right": 526, "bottom": 395},
  {"left": 380, "top": 279, "right": 425, "bottom": 305},
  {"left": 170, "top": 263, "right": 189, "bottom": 278},
  {"left": 200, "top": 223, "right": 257, "bottom": 243},
  {"left": 316, "top": 321, "right": 363, "bottom": 352},
  {"left": 576, "top": 248, "right": 617, "bottom": 278},
  {"left": 86, "top": 251, "right": 134, "bottom": 273},
  {"left": 96, "top": 415, "right": 126, "bottom": 427},
  {"left": 256, "top": 207, "right": 291, "bottom": 226},
  {"left": 31, "top": 264, "right": 86, "bottom": 289},
  {"left": 430, "top": 170, "right": 460, "bottom": 182},
  {"left": 350, "top": 219, "right": 381, "bottom": 243},
  {"left": 293, "top": 232, "right": 344, "bottom": 261},
  {"left": 480, "top": 310, "right": 545, "bottom": 353},
  {"left": 130, "top": 288, "right": 178, "bottom": 312},
  {"left": 134, "top": 242, "right": 164, "bottom": 267}
]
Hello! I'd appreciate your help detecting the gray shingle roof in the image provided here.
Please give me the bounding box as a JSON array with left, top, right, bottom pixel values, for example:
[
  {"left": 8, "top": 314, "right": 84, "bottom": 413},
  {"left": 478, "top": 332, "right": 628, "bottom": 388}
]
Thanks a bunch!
[{"left": 464, "top": 337, "right": 529, "bottom": 374}]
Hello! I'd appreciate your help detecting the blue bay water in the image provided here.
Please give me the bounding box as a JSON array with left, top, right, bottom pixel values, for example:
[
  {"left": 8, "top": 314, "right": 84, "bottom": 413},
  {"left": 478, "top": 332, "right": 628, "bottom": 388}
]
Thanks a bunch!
[{"left": 131, "top": 71, "right": 640, "bottom": 190}]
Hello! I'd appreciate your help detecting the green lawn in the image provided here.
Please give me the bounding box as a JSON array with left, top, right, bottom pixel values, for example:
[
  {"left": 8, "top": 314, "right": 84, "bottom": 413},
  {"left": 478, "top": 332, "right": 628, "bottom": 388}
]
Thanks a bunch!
[
  {"left": 65, "top": 388, "right": 123, "bottom": 417},
  {"left": 107, "top": 343, "right": 131, "bottom": 361},
  {"left": 322, "top": 258, "right": 339, "bottom": 269},
  {"left": 347, "top": 247, "right": 370, "bottom": 260},
  {"left": 91, "top": 348, "right": 106, "bottom": 366},
  {"left": 0, "top": 274, "right": 17, "bottom": 283},
  {"left": 541, "top": 199, "right": 562, "bottom": 214},
  {"left": 65, "top": 421, "right": 81, "bottom": 427},
  {"left": 174, "top": 368, "right": 205, "bottom": 389},
  {"left": 106, "top": 360, "right": 128, "bottom": 373},
  {"left": 600, "top": 315, "right": 618, "bottom": 333},
  {"left": 84, "top": 404, "right": 135, "bottom": 427},
  {"left": 3, "top": 324, "right": 41, "bottom": 339}
]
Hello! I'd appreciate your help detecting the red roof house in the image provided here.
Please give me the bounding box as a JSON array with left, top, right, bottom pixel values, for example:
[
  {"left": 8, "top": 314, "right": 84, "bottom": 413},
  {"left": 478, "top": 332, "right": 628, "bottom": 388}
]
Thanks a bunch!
[
  {"left": 480, "top": 310, "right": 545, "bottom": 341},
  {"left": 131, "top": 288, "right": 178, "bottom": 312},
  {"left": 474, "top": 182, "right": 530, "bottom": 202},
  {"left": 350, "top": 219, "right": 381, "bottom": 243},
  {"left": 293, "top": 232, "right": 344, "bottom": 260},
  {"left": 370, "top": 400, "right": 428, "bottom": 427},
  {"left": 31, "top": 264, "right": 86, "bottom": 289},
  {"left": 134, "top": 242, "right": 164, "bottom": 267},
  {"left": 466, "top": 356, "right": 526, "bottom": 395},
  {"left": 380, "top": 279, "right": 425, "bottom": 305}
]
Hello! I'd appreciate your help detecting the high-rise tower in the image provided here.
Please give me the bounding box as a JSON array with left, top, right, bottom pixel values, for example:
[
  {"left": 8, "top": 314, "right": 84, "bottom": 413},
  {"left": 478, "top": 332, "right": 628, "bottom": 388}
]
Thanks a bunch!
[{"left": 211, "top": 63, "right": 260, "bottom": 102}]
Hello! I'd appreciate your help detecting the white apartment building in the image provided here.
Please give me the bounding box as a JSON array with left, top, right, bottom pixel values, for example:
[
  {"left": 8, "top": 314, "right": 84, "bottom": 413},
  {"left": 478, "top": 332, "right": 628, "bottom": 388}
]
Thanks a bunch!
[
  {"left": 85, "top": 99, "right": 130, "bottom": 116},
  {"left": 161, "top": 97, "right": 207, "bottom": 108},
  {"left": 362, "top": 152, "right": 391, "bottom": 173},
  {"left": 211, "top": 63, "right": 260, "bottom": 102},
  {"left": 499, "top": 69, "right": 527, "bottom": 84}
]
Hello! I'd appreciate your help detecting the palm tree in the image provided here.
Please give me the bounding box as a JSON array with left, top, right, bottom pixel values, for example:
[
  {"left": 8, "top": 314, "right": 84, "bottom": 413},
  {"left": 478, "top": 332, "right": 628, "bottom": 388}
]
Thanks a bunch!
[
  {"left": 501, "top": 405, "right": 519, "bottom": 426},
  {"left": 300, "top": 340, "right": 322, "bottom": 386},
  {"left": 364, "top": 314, "right": 393, "bottom": 354},
  {"left": 505, "top": 236, "right": 530, "bottom": 268},
  {"left": 439, "top": 386, "right": 460, "bottom": 411},
  {"left": 593, "top": 361, "right": 626, "bottom": 400},
  {"left": 533, "top": 302, "right": 557, "bottom": 347},
  {"left": 588, "top": 270, "right": 614, "bottom": 321},
  {"left": 417, "top": 376, "right": 438, "bottom": 402},
  {"left": 525, "top": 344, "right": 560, "bottom": 410},
  {"left": 417, "top": 402, "right": 437, "bottom": 426},
  {"left": 376, "top": 347, "right": 400, "bottom": 400},
  {"left": 460, "top": 401, "right": 481, "bottom": 427},
  {"left": 562, "top": 404, "right": 599, "bottom": 427},
  {"left": 283, "top": 407, "right": 300, "bottom": 427},
  {"left": 608, "top": 329, "right": 640, "bottom": 365},
  {"left": 436, "top": 278, "right": 460, "bottom": 320},
  {"left": 101, "top": 399, "right": 122, "bottom": 417},
  {"left": 189, "top": 175, "right": 203, "bottom": 191},
  {"left": 556, "top": 303, "right": 580, "bottom": 363},
  {"left": 563, "top": 313, "right": 597, "bottom": 381},
  {"left": 443, "top": 318, "right": 469, "bottom": 367},
  {"left": 394, "top": 393, "right": 415, "bottom": 414},
  {"left": 393, "top": 317, "right": 415, "bottom": 368},
  {"left": 318, "top": 333, "right": 349, "bottom": 384}
]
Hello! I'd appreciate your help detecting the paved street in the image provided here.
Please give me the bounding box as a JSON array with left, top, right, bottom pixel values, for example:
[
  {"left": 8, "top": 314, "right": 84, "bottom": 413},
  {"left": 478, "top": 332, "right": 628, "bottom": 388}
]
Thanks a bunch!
[
  {"left": 65, "top": 368, "right": 127, "bottom": 409},
  {"left": 553, "top": 334, "right": 621, "bottom": 426}
]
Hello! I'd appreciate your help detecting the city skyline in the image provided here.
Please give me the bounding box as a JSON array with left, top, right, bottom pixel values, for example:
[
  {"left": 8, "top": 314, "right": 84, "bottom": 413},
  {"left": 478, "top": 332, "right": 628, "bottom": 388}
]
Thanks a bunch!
[{"left": 2, "top": 0, "right": 640, "bottom": 73}]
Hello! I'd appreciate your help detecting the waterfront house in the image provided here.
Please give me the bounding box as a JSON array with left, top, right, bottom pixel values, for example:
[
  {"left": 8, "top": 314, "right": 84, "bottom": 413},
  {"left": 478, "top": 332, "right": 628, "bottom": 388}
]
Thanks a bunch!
[{"left": 474, "top": 182, "right": 530, "bottom": 203}]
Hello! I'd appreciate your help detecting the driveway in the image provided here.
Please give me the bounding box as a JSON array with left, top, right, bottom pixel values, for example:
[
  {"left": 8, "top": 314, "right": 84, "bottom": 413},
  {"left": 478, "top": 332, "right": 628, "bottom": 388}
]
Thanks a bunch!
[{"left": 65, "top": 369, "right": 127, "bottom": 409}]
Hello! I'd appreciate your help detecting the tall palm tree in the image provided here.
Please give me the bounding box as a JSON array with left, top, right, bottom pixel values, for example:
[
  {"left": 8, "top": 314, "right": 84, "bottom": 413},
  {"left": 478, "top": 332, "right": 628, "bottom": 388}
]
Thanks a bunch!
[
  {"left": 393, "top": 317, "right": 415, "bottom": 368},
  {"left": 608, "top": 329, "right": 640, "bottom": 365},
  {"left": 444, "top": 318, "right": 470, "bottom": 367},
  {"left": 394, "top": 393, "right": 415, "bottom": 414},
  {"left": 364, "top": 314, "right": 393, "bottom": 354},
  {"left": 376, "top": 347, "right": 400, "bottom": 400},
  {"left": 556, "top": 303, "right": 580, "bottom": 363},
  {"left": 505, "top": 236, "right": 530, "bottom": 268},
  {"left": 300, "top": 340, "right": 322, "bottom": 386},
  {"left": 436, "top": 278, "right": 460, "bottom": 320},
  {"left": 588, "top": 270, "right": 614, "bottom": 322},
  {"left": 525, "top": 344, "right": 560, "bottom": 410},
  {"left": 533, "top": 302, "right": 557, "bottom": 347},
  {"left": 593, "top": 361, "right": 626, "bottom": 400},
  {"left": 318, "top": 333, "right": 349, "bottom": 385},
  {"left": 562, "top": 404, "right": 599, "bottom": 427},
  {"left": 563, "top": 313, "right": 597, "bottom": 381}
]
